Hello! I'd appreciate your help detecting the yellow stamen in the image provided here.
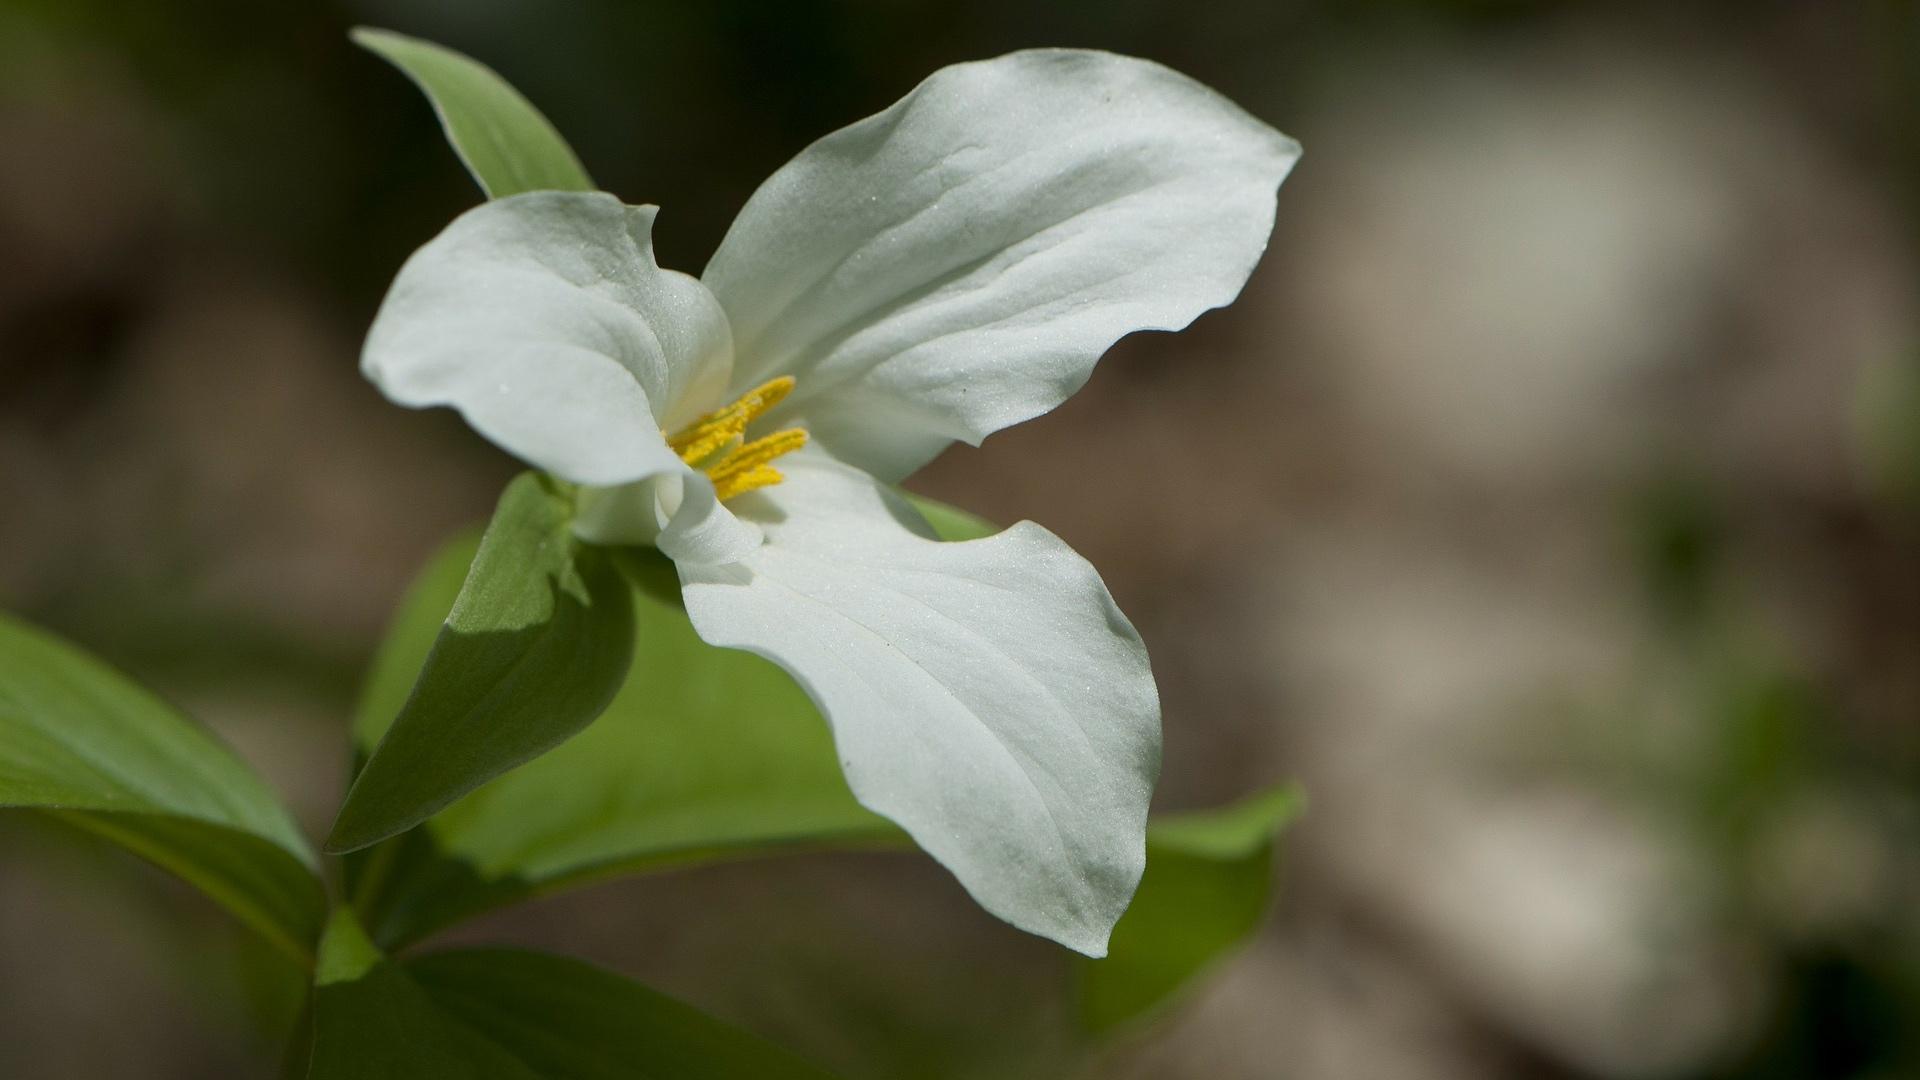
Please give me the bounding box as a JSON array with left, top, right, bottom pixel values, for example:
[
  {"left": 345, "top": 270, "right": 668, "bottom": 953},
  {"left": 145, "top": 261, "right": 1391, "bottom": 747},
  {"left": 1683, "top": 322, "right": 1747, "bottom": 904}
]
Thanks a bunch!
[
  {"left": 665, "top": 376, "right": 807, "bottom": 501},
  {"left": 667, "top": 377, "right": 795, "bottom": 459},
  {"left": 712, "top": 464, "right": 788, "bottom": 501},
  {"left": 709, "top": 428, "right": 808, "bottom": 482}
]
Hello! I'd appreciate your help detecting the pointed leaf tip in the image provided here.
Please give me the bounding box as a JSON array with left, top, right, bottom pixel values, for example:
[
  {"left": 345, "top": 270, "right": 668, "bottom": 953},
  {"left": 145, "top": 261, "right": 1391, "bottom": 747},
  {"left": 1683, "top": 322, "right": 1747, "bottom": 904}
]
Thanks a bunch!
[{"left": 351, "top": 26, "right": 593, "bottom": 198}]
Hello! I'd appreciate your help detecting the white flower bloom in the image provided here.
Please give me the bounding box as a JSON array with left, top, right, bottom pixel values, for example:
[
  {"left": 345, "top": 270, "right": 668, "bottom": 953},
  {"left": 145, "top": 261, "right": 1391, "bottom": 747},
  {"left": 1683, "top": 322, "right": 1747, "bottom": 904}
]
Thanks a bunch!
[{"left": 363, "top": 49, "right": 1298, "bottom": 955}]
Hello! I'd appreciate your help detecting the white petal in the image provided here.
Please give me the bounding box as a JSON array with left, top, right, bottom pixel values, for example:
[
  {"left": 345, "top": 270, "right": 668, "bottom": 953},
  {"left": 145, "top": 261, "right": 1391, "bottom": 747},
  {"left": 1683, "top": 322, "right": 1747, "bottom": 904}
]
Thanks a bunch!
[
  {"left": 676, "top": 450, "right": 1160, "bottom": 954},
  {"left": 701, "top": 49, "right": 1299, "bottom": 480},
  {"left": 575, "top": 471, "right": 763, "bottom": 563},
  {"left": 364, "top": 191, "right": 733, "bottom": 486}
]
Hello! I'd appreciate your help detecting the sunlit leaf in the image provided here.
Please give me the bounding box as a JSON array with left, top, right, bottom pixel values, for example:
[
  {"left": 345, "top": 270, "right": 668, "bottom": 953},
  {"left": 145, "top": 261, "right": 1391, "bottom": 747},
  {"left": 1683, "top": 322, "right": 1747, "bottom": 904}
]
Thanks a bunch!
[
  {"left": 903, "top": 492, "right": 999, "bottom": 541},
  {"left": 352, "top": 27, "right": 593, "bottom": 199},
  {"left": 328, "top": 472, "right": 634, "bottom": 854},
  {"left": 0, "top": 612, "right": 323, "bottom": 961},
  {"left": 1078, "top": 784, "right": 1304, "bottom": 1031},
  {"left": 304, "top": 910, "right": 838, "bottom": 1079}
]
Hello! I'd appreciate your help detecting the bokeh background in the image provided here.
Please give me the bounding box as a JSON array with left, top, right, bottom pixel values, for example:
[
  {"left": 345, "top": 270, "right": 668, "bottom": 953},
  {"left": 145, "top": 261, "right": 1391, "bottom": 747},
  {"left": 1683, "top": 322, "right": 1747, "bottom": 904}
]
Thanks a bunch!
[{"left": 3, "top": 1, "right": 1918, "bottom": 1077}]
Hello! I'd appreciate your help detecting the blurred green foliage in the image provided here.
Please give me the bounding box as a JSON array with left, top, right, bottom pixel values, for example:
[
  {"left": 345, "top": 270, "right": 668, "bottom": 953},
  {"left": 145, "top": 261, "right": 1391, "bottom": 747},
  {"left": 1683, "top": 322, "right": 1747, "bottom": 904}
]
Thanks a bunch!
[{"left": 1619, "top": 462, "right": 1920, "bottom": 1079}]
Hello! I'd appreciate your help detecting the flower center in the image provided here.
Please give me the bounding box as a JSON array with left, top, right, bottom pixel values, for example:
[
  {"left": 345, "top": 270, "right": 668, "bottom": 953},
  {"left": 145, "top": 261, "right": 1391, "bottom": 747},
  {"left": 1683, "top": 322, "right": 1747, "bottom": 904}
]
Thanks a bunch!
[{"left": 666, "top": 376, "right": 808, "bottom": 501}]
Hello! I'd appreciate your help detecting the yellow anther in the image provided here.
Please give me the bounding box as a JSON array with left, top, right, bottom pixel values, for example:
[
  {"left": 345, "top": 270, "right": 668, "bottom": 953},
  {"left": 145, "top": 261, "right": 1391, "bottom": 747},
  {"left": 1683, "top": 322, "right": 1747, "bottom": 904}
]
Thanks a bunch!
[
  {"left": 667, "top": 377, "right": 796, "bottom": 459},
  {"left": 664, "top": 376, "right": 807, "bottom": 502},
  {"left": 712, "top": 464, "right": 788, "bottom": 501},
  {"left": 709, "top": 428, "right": 808, "bottom": 483},
  {"left": 672, "top": 426, "right": 744, "bottom": 470},
  {"left": 738, "top": 375, "right": 796, "bottom": 418}
]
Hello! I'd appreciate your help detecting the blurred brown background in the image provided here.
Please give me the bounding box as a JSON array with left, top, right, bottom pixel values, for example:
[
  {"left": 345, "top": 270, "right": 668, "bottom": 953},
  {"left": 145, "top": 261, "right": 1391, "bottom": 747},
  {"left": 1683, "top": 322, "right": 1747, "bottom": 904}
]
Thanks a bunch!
[{"left": 2, "top": 1, "right": 1917, "bottom": 1077}]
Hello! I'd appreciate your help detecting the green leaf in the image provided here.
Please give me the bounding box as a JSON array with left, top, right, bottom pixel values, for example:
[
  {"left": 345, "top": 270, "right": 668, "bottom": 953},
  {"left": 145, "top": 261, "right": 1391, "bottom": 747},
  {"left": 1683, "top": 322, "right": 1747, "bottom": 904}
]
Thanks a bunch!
[
  {"left": 1078, "top": 784, "right": 1304, "bottom": 1032},
  {"left": 306, "top": 909, "right": 540, "bottom": 1079},
  {"left": 314, "top": 907, "right": 383, "bottom": 987},
  {"left": 305, "top": 910, "right": 838, "bottom": 1079},
  {"left": 410, "top": 950, "right": 843, "bottom": 1078},
  {"left": 342, "top": 492, "right": 1031, "bottom": 945},
  {"left": 346, "top": 538, "right": 890, "bottom": 946},
  {"left": 351, "top": 27, "right": 593, "bottom": 199},
  {"left": 328, "top": 473, "right": 635, "bottom": 854},
  {"left": 0, "top": 612, "right": 324, "bottom": 961},
  {"left": 904, "top": 492, "right": 1000, "bottom": 541}
]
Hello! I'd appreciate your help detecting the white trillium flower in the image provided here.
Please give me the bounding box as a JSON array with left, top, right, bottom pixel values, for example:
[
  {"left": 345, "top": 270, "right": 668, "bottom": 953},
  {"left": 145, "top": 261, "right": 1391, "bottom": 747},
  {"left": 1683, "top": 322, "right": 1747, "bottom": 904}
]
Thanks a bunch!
[{"left": 363, "top": 49, "right": 1298, "bottom": 955}]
